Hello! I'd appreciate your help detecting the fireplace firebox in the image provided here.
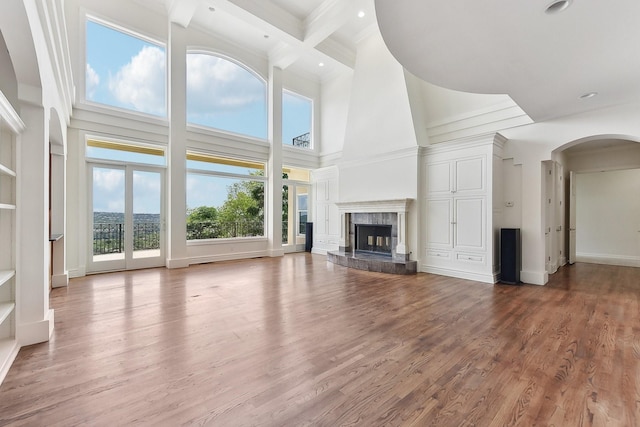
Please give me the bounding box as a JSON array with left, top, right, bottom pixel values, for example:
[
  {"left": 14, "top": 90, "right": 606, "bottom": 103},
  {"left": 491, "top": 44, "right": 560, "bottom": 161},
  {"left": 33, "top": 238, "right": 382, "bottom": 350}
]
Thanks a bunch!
[{"left": 355, "top": 224, "right": 392, "bottom": 256}]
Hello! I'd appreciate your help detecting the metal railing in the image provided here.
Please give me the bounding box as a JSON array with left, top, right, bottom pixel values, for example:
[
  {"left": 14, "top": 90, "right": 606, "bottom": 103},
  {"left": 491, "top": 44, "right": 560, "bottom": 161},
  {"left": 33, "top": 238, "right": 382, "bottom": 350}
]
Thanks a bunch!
[
  {"left": 93, "top": 222, "right": 160, "bottom": 255},
  {"left": 292, "top": 132, "right": 310, "bottom": 148},
  {"left": 187, "top": 219, "right": 264, "bottom": 240}
]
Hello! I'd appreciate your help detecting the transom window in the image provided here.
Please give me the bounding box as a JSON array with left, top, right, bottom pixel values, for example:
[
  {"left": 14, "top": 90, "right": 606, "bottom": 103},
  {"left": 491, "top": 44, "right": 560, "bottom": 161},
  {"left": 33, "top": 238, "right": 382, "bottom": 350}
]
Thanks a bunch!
[
  {"left": 85, "top": 138, "right": 166, "bottom": 166},
  {"left": 85, "top": 17, "right": 167, "bottom": 117},
  {"left": 186, "top": 53, "right": 267, "bottom": 139}
]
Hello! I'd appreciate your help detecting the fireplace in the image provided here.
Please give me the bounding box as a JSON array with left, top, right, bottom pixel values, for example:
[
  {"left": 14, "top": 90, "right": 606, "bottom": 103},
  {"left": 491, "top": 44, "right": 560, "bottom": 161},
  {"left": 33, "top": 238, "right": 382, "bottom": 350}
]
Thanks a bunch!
[
  {"left": 326, "top": 199, "right": 417, "bottom": 274},
  {"left": 356, "top": 224, "right": 392, "bottom": 256}
]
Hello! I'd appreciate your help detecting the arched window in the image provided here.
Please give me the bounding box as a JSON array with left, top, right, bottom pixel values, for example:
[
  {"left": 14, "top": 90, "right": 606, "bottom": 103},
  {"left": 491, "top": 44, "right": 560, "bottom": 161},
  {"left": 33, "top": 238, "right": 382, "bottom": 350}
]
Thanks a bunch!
[{"left": 186, "top": 53, "right": 267, "bottom": 139}]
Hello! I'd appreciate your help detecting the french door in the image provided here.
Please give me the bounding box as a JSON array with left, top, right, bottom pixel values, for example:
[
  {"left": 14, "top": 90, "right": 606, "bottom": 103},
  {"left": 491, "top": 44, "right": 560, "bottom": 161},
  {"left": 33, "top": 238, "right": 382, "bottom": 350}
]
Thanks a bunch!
[{"left": 89, "top": 163, "right": 165, "bottom": 272}]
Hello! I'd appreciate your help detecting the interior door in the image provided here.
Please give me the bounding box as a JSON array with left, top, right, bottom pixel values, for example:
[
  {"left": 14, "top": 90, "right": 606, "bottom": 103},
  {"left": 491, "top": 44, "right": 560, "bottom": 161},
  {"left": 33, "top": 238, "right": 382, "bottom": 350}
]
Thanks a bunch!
[
  {"left": 569, "top": 171, "right": 576, "bottom": 264},
  {"left": 89, "top": 163, "right": 165, "bottom": 272}
]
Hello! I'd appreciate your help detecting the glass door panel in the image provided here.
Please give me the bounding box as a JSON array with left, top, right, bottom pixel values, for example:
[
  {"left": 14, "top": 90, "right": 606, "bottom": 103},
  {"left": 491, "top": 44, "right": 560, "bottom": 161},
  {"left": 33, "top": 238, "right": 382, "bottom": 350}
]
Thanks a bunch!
[
  {"left": 132, "top": 170, "right": 162, "bottom": 260},
  {"left": 92, "top": 166, "right": 126, "bottom": 270}
]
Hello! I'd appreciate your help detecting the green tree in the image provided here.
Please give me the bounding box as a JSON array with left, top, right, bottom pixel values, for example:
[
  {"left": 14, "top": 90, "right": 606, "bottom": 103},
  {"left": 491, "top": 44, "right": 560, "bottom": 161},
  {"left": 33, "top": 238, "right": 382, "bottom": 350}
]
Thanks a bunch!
[{"left": 186, "top": 206, "right": 220, "bottom": 239}]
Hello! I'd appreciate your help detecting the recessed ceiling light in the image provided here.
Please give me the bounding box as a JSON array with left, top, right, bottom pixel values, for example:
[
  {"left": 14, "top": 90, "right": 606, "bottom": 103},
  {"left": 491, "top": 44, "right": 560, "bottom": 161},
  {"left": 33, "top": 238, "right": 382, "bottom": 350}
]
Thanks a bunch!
[
  {"left": 545, "top": 0, "right": 571, "bottom": 14},
  {"left": 357, "top": 10, "right": 365, "bottom": 18},
  {"left": 319, "top": 62, "right": 325, "bottom": 67},
  {"left": 579, "top": 92, "right": 598, "bottom": 99}
]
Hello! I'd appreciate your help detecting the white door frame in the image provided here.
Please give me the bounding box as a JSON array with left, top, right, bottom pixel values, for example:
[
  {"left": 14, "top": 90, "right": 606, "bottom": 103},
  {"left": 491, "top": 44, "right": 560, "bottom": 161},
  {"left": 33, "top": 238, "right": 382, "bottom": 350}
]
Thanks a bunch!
[{"left": 88, "top": 162, "right": 166, "bottom": 273}]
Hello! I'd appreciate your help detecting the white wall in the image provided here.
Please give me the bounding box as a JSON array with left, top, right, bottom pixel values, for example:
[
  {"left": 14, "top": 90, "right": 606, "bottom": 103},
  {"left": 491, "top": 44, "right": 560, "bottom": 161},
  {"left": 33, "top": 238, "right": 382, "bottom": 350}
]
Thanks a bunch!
[{"left": 575, "top": 169, "right": 640, "bottom": 266}]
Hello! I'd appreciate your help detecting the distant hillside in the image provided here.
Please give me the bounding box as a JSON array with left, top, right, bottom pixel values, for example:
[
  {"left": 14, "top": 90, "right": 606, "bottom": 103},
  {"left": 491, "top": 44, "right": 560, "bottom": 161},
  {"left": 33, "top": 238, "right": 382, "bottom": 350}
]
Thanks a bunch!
[{"left": 94, "top": 212, "right": 160, "bottom": 223}]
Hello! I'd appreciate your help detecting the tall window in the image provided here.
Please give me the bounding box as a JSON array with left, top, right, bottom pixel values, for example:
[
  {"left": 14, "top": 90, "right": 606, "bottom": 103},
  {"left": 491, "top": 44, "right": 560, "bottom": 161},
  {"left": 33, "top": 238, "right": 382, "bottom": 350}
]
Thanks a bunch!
[
  {"left": 85, "top": 18, "right": 166, "bottom": 117},
  {"left": 186, "top": 152, "right": 266, "bottom": 240},
  {"left": 282, "top": 90, "right": 312, "bottom": 149},
  {"left": 186, "top": 53, "right": 267, "bottom": 139},
  {"left": 282, "top": 168, "right": 310, "bottom": 246}
]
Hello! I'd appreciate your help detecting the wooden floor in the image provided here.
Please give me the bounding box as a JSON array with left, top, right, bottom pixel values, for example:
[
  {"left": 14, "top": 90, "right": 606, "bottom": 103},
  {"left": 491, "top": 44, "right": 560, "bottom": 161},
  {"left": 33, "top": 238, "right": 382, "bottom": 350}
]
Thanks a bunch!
[{"left": 1, "top": 254, "right": 639, "bottom": 426}]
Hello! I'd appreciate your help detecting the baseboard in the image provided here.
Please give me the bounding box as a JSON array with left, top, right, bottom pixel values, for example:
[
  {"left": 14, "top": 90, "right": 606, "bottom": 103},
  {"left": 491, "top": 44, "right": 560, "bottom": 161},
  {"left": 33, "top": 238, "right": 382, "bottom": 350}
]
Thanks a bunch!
[
  {"left": 0, "top": 339, "right": 19, "bottom": 386},
  {"left": 420, "top": 265, "right": 496, "bottom": 284},
  {"left": 576, "top": 253, "right": 640, "bottom": 267},
  {"left": 311, "top": 248, "right": 328, "bottom": 255},
  {"left": 166, "top": 258, "right": 190, "bottom": 269},
  {"left": 268, "top": 248, "right": 285, "bottom": 257},
  {"left": 18, "top": 309, "right": 55, "bottom": 347},
  {"left": 68, "top": 267, "right": 86, "bottom": 278},
  {"left": 52, "top": 272, "right": 69, "bottom": 288},
  {"left": 520, "top": 270, "right": 548, "bottom": 286},
  {"left": 188, "top": 250, "right": 269, "bottom": 265}
]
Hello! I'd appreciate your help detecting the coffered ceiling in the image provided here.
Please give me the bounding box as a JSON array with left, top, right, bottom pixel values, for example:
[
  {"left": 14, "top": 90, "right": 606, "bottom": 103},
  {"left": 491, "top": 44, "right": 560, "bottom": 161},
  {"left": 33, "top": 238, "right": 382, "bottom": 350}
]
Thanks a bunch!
[{"left": 134, "top": 0, "right": 377, "bottom": 81}]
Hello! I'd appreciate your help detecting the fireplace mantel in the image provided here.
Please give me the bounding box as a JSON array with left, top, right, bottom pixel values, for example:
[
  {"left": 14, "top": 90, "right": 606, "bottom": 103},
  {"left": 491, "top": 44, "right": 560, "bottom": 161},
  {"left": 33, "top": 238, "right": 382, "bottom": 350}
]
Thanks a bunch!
[
  {"left": 335, "top": 198, "right": 413, "bottom": 258},
  {"left": 336, "top": 199, "right": 413, "bottom": 214}
]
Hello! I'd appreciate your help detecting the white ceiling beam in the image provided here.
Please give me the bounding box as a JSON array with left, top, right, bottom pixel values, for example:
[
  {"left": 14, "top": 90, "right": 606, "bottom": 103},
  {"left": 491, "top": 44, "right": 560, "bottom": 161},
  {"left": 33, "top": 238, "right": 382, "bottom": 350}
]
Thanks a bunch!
[
  {"left": 215, "top": 0, "right": 355, "bottom": 72},
  {"left": 269, "top": 42, "right": 301, "bottom": 70},
  {"left": 303, "top": 0, "right": 354, "bottom": 48},
  {"left": 166, "top": 0, "right": 200, "bottom": 28}
]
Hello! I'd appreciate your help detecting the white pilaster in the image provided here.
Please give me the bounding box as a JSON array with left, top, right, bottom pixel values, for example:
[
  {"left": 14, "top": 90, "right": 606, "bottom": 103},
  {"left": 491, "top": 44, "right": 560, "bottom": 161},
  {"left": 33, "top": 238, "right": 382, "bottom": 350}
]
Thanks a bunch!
[
  {"left": 16, "top": 103, "right": 54, "bottom": 345},
  {"left": 166, "top": 22, "right": 189, "bottom": 268},
  {"left": 267, "top": 66, "right": 284, "bottom": 257}
]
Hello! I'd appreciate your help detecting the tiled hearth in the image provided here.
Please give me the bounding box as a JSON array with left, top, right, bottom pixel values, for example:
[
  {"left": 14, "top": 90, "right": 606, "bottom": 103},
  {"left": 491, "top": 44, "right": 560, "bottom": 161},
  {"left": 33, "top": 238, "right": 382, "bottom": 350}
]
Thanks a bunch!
[{"left": 327, "top": 199, "right": 417, "bottom": 275}]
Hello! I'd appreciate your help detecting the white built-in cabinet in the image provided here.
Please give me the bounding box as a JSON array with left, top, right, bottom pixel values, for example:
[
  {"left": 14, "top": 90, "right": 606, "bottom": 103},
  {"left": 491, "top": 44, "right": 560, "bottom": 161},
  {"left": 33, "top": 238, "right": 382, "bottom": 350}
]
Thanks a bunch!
[
  {"left": 421, "top": 134, "right": 504, "bottom": 283},
  {"left": 0, "top": 91, "right": 22, "bottom": 382},
  {"left": 312, "top": 166, "right": 340, "bottom": 254}
]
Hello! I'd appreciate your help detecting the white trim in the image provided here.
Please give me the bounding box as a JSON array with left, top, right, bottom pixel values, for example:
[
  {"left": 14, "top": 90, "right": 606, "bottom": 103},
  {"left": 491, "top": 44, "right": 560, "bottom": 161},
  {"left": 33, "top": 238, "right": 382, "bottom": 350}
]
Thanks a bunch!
[
  {"left": 18, "top": 309, "right": 55, "bottom": 347},
  {"left": 336, "top": 199, "right": 413, "bottom": 214},
  {"left": 0, "top": 91, "right": 26, "bottom": 134},
  {"left": 166, "top": 258, "right": 190, "bottom": 269},
  {"left": 576, "top": 253, "right": 640, "bottom": 268},
  {"left": 51, "top": 272, "right": 69, "bottom": 288},
  {"left": 0, "top": 339, "right": 19, "bottom": 386},
  {"left": 520, "top": 270, "right": 548, "bottom": 286},
  {"left": 188, "top": 250, "right": 270, "bottom": 265},
  {"left": 339, "top": 146, "right": 418, "bottom": 169},
  {"left": 420, "top": 132, "right": 507, "bottom": 156},
  {"left": 420, "top": 265, "right": 497, "bottom": 284},
  {"left": 426, "top": 100, "right": 532, "bottom": 144}
]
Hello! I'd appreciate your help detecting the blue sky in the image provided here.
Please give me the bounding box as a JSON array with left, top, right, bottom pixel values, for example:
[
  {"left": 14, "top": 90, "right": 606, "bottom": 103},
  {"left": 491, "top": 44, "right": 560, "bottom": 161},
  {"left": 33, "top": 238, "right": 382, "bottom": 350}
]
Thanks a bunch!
[{"left": 86, "top": 19, "right": 311, "bottom": 214}]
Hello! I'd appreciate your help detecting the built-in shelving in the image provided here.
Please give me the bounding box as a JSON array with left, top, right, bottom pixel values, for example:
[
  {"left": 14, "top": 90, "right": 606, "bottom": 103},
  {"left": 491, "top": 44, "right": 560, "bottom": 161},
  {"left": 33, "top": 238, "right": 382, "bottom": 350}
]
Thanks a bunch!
[
  {"left": 0, "top": 270, "right": 15, "bottom": 288},
  {"left": 0, "top": 302, "right": 14, "bottom": 325},
  {"left": 0, "top": 164, "right": 15, "bottom": 177},
  {"left": 0, "top": 89, "right": 23, "bottom": 385}
]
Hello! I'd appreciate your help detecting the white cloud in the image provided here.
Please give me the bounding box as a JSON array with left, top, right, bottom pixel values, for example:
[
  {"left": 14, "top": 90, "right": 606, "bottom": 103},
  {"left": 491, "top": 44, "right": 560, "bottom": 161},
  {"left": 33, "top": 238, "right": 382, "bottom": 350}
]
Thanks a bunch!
[
  {"left": 186, "top": 54, "right": 265, "bottom": 116},
  {"left": 93, "top": 169, "right": 124, "bottom": 212},
  {"left": 109, "top": 45, "right": 166, "bottom": 116},
  {"left": 86, "top": 63, "right": 100, "bottom": 100}
]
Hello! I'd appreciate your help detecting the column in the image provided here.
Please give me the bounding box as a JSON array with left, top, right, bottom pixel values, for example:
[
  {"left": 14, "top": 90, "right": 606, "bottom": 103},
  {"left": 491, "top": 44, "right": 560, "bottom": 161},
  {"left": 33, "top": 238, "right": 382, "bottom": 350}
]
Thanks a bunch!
[
  {"left": 166, "top": 22, "right": 189, "bottom": 268},
  {"left": 267, "top": 66, "right": 284, "bottom": 256}
]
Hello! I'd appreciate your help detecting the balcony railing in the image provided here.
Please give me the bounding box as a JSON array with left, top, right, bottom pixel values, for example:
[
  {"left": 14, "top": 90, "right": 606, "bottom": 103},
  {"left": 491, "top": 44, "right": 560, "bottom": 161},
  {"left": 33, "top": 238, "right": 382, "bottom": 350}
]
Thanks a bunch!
[
  {"left": 292, "top": 132, "right": 310, "bottom": 148},
  {"left": 93, "top": 222, "right": 160, "bottom": 255},
  {"left": 187, "top": 219, "right": 264, "bottom": 240}
]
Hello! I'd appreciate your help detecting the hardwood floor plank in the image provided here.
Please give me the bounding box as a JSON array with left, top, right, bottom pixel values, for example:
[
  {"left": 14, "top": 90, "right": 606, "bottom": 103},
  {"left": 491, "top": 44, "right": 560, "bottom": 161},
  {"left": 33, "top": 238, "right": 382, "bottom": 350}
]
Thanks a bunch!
[{"left": 0, "top": 255, "right": 639, "bottom": 426}]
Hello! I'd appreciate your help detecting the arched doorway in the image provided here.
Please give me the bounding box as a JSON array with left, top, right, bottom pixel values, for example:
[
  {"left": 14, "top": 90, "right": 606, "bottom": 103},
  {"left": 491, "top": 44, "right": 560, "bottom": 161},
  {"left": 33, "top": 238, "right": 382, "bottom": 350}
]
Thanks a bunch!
[{"left": 553, "top": 137, "right": 640, "bottom": 268}]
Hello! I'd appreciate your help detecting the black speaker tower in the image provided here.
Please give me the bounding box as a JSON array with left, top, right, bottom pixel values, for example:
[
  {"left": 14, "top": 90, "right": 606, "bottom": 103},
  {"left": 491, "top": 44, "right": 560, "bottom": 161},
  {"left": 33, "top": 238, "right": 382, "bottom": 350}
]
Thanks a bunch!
[{"left": 500, "top": 228, "right": 521, "bottom": 284}]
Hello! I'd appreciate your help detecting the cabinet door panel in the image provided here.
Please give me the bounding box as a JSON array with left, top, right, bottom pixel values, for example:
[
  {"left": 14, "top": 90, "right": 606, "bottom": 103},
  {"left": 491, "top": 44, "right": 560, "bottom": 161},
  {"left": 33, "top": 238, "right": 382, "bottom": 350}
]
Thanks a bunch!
[
  {"left": 426, "top": 199, "right": 453, "bottom": 248},
  {"left": 455, "top": 157, "right": 485, "bottom": 193},
  {"left": 427, "top": 161, "right": 452, "bottom": 195},
  {"left": 455, "top": 197, "right": 485, "bottom": 250}
]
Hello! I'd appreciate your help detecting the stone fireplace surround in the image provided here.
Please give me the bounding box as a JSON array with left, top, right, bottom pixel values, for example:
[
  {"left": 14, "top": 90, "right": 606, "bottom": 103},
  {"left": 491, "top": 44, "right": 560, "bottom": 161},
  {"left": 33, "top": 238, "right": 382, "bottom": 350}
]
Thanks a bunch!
[{"left": 327, "top": 199, "right": 417, "bottom": 274}]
